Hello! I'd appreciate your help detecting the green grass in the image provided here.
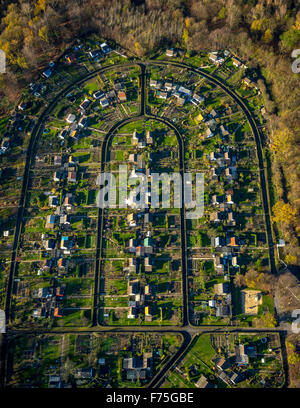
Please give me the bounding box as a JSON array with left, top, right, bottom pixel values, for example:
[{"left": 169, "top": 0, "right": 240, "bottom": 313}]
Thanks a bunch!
[
  {"left": 190, "top": 334, "right": 216, "bottom": 366},
  {"left": 118, "top": 120, "right": 144, "bottom": 133},
  {"left": 84, "top": 80, "right": 99, "bottom": 95},
  {"left": 115, "top": 150, "right": 124, "bottom": 161}
]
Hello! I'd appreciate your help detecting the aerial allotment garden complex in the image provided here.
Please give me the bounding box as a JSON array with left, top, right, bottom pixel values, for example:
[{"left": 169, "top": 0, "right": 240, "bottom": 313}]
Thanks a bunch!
[{"left": 0, "top": 37, "right": 284, "bottom": 388}]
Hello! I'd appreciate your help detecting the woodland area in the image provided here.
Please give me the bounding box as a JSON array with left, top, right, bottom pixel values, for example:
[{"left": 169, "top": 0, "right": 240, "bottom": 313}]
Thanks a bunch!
[{"left": 0, "top": 0, "right": 299, "bottom": 264}]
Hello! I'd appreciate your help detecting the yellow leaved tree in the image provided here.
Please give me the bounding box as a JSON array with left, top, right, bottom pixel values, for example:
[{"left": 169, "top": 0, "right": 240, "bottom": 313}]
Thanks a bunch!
[
  {"left": 284, "top": 254, "right": 297, "bottom": 264},
  {"left": 270, "top": 128, "right": 292, "bottom": 155},
  {"left": 272, "top": 201, "right": 296, "bottom": 226},
  {"left": 182, "top": 17, "right": 190, "bottom": 45},
  {"left": 286, "top": 341, "right": 300, "bottom": 365},
  {"left": 263, "top": 29, "right": 273, "bottom": 43},
  {"left": 39, "top": 26, "right": 49, "bottom": 43},
  {"left": 134, "top": 41, "right": 144, "bottom": 57},
  {"left": 34, "top": 0, "right": 47, "bottom": 16},
  {"left": 292, "top": 11, "right": 300, "bottom": 30},
  {"left": 251, "top": 19, "right": 263, "bottom": 31}
]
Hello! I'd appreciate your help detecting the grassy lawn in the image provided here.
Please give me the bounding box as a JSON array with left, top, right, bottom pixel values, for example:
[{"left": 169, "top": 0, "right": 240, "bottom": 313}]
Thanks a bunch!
[
  {"left": 84, "top": 79, "right": 100, "bottom": 95},
  {"left": 190, "top": 334, "right": 216, "bottom": 366},
  {"left": 118, "top": 120, "right": 144, "bottom": 133}
]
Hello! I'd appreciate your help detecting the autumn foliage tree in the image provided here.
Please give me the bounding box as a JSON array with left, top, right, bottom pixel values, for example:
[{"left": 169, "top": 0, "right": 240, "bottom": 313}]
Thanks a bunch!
[{"left": 272, "top": 201, "right": 296, "bottom": 228}]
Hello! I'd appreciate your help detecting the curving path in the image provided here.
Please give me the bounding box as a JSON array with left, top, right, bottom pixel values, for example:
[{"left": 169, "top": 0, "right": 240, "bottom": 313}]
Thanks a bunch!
[
  {"left": 1, "top": 57, "right": 280, "bottom": 388},
  {"left": 149, "top": 60, "right": 276, "bottom": 274},
  {"left": 94, "top": 113, "right": 189, "bottom": 327}
]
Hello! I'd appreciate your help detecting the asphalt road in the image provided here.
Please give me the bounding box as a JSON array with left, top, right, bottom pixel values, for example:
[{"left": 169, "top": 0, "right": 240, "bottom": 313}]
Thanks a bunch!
[
  {"left": 1, "top": 58, "right": 281, "bottom": 387},
  {"left": 149, "top": 60, "right": 276, "bottom": 274},
  {"left": 93, "top": 113, "right": 189, "bottom": 327}
]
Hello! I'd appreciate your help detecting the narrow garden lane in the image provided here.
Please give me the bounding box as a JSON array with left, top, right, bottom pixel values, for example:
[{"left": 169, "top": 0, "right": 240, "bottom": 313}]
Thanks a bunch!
[{"left": 1, "top": 58, "right": 280, "bottom": 388}]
